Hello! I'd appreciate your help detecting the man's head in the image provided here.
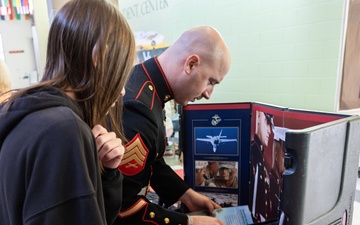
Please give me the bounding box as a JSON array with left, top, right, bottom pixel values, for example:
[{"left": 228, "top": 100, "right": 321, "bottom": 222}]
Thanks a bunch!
[
  {"left": 195, "top": 161, "right": 208, "bottom": 185},
  {"left": 255, "top": 111, "right": 273, "bottom": 147},
  {"left": 218, "top": 161, "right": 236, "bottom": 181},
  {"left": 158, "top": 26, "right": 231, "bottom": 106}
]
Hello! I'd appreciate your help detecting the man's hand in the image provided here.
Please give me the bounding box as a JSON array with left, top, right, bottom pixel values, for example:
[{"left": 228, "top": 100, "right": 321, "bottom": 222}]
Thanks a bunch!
[
  {"left": 92, "top": 124, "right": 124, "bottom": 169},
  {"left": 191, "top": 216, "right": 225, "bottom": 225},
  {"left": 179, "top": 189, "right": 221, "bottom": 214}
]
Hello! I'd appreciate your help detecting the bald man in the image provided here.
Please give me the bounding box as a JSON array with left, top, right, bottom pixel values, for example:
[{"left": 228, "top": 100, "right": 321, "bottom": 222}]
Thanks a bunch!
[{"left": 116, "top": 26, "right": 231, "bottom": 225}]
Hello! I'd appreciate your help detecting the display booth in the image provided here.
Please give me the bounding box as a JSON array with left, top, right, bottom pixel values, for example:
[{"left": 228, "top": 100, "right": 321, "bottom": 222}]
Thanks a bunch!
[{"left": 180, "top": 102, "right": 360, "bottom": 225}]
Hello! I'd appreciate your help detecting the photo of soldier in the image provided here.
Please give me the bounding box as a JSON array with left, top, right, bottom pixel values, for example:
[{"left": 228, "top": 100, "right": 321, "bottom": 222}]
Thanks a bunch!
[
  {"left": 204, "top": 161, "right": 219, "bottom": 182},
  {"left": 249, "top": 111, "right": 279, "bottom": 223},
  {"left": 195, "top": 161, "right": 238, "bottom": 188},
  {"left": 195, "top": 161, "right": 219, "bottom": 187},
  {"left": 195, "top": 161, "right": 208, "bottom": 186},
  {"left": 208, "top": 161, "right": 238, "bottom": 188}
]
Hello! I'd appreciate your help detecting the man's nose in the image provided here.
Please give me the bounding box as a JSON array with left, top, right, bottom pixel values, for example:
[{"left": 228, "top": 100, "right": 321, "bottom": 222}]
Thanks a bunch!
[{"left": 203, "top": 87, "right": 214, "bottom": 99}]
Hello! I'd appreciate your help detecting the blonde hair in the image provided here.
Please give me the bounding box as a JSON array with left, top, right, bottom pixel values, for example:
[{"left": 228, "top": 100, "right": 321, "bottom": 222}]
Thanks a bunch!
[{"left": 0, "top": 60, "right": 11, "bottom": 94}]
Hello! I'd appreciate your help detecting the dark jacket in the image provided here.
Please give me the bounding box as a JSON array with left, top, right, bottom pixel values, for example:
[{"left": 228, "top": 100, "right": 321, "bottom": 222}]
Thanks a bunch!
[
  {"left": 116, "top": 57, "right": 190, "bottom": 225},
  {"left": 249, "top": 135, "right": 279, "bottom": 223},
  {"left": 0, "top": 87, "right": 122, "bottom": 225}
]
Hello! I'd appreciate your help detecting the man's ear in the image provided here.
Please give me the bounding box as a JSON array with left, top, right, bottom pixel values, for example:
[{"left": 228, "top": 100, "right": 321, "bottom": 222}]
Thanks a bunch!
[{"left": 184, "top": 54, "right": 199, "bottom": 74}]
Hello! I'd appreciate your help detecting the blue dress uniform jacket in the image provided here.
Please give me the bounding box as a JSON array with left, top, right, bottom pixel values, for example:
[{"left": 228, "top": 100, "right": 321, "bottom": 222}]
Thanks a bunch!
[
  {"left": 249, "top": 135, "right": 279, "bottom": 223},
  {"left": 115, "top": 57, "right": 190, "bottom": 225}
]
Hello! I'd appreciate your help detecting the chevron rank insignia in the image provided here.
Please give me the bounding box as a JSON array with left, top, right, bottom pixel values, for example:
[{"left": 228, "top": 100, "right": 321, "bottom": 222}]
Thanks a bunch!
[{"left": 119, "top": 133, "right": 148, "bottom": 176}]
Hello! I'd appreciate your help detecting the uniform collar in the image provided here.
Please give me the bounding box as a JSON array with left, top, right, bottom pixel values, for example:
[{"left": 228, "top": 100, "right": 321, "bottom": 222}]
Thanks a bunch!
[{"left": 142, "top": 56, "right": 173, "bottom": 106}]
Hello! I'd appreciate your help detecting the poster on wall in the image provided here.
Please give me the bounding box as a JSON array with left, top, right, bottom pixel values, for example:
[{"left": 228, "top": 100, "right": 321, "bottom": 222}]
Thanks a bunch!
[{"left": 134, "top": 31, "right": 169, "bottom": 63}]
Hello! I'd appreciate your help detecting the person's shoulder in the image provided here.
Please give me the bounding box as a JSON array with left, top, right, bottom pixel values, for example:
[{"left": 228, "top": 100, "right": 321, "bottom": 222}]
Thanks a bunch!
[
  {"left": 32, "top": 105, "right": 79, "bottom": 119},
  {"left": 124, "top": 84, "right": 159, "bottom": 113},
  {"left": 6, "top": 106, "right": 93, "bottom": 159},
  {"left": 125, "top": 64, "right": 153, "bottom": 103},
  {"left": 25, "top": 106, "right": 88, "bottom": 133}
]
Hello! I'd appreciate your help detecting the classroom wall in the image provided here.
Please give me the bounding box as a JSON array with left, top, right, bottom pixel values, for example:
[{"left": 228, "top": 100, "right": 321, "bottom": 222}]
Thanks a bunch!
[
  {"left": 1, "top": 0, "right": 348, "bottom": 112},
  {"left": 0, "top": 19, "right": 37, "bottom": 89},
  {"left": 32, "top": 0, "right": 51, "bottom": 74},
  {"left": 30, "top": 0, "right": 118, "bottom": 78},
  {"left": 119, "top": 0, "right": 347, "bottom": 112}
]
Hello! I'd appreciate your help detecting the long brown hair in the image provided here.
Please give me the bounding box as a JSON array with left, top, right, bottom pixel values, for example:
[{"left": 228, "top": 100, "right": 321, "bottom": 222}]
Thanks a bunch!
[{"left": 4, "top": 0, "right": 135, "bottom": 141}]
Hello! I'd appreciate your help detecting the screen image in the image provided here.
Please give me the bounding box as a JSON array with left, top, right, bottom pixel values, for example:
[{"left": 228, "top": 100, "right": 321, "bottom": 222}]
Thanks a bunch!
[
  {"left": 194, "top": 127, "right": 239, "bottom": 155},
  {"left": 195, "top": 160, "right": 239, "bottom": 189}
]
